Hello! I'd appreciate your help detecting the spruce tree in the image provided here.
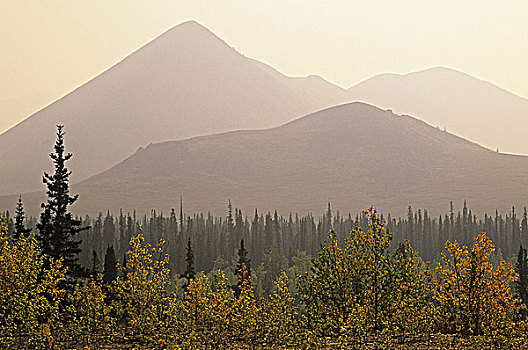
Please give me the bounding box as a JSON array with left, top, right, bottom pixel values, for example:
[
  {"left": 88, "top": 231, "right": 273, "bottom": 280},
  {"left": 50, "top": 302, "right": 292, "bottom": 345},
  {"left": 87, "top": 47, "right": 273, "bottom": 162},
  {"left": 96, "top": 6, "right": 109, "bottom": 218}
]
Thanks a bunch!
[
  {"left": 274, "top": 210, "right": 280, "bottom": 251},
  {"left": 91, "top": 249, "right": 101, "bottom": 276},
  {"left": 234, "top": 238, "right": 251, "bottom": 297},
  {"left": 92, "top": 212, "right": 103, "bottom": 261},
  {"left": 14, "top": 196, "right": 31, "bottom": 240},
  {"left": 118, "top": 209, "right": 128, "bottom": 258},
  {"left": 103, "top": 245, "right": 118, "bottom": 285},
  {"left": 515, "top": 245, "right": 528, "bottom": 310},
  {"left": 179, "top": 196, "right": 184, "bottom": 236},
  {"left": 522, "top": 207, "right": 528, "bottom": 248},
  {"left": 326, "top": 202, "right": 332, "bottom": 232},
  {"left": 227, "top": 199, "right": 234, "bottom": 253},
  {"left": 181, "top": 236, "right": 195, "bottom": 288},
  {"left": 103, "top": 210, "right": 115, "bottom": 253},
  {"left": 36, "top": 125, "right": 88, "bottom": 281}
]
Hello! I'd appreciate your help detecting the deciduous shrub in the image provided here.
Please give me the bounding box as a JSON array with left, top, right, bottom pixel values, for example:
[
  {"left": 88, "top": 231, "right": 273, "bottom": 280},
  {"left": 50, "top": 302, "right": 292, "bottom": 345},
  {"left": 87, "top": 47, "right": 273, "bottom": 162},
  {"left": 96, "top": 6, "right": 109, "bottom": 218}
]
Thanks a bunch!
[
  {"left": 431, "top": 232, "right": 518, "bottom": 341},
  {"left": 299, "top": 207, "right": 432, "bottom": 344},
  {"left": 0, "top": 217, "right": 66, "bottom": 348},
  {"left": 111, "top": 231, "right": 171, "bottom": 342}
]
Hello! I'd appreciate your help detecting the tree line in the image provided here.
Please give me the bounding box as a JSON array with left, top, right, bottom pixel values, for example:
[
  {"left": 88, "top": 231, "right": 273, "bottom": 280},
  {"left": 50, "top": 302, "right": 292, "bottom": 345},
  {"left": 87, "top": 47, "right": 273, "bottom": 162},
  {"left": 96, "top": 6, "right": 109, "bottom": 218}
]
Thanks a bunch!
[{"left": 6, "top": 199, "right": 528, "bottom": 279}]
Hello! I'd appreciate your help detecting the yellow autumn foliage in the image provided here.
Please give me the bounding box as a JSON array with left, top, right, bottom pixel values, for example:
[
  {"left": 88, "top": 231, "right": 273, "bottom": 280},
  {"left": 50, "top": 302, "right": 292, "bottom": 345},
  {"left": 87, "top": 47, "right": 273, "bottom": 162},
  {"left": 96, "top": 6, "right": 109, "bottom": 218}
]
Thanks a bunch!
[
  {"left": 0, "top": 216, "right": 66, "bottom": 348},
  {"left": 1, "top": 208, "right": 527, "bottom": 348},
  {"left": 300, "top": 207, "right": 432, "bottom": 345},
  {"left": 262, "top": 271, "right": 300, "bottom": 346},
  {"left": 111, "top": 232, "right": 172, "bottom": 340},
  {"left": 432, "top": 232, "right": 518, "bottom": 340},
  {"left": 69, "top": 274, "right": 113, "bottom": 346}
]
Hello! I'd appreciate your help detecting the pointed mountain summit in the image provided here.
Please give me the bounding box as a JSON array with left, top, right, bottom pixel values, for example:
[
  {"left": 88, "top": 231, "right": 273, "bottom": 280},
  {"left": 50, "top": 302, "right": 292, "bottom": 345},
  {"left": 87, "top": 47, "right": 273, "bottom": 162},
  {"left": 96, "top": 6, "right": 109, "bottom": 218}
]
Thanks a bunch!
[
  {"left": 347, "top": 67, "right": 528, "bottom": 155},
  {"left": 0, "top": 20, "right": 340, "bottom": 195},
  {"left": 4, "top": 102, "right": 528, "bottom": 217}
]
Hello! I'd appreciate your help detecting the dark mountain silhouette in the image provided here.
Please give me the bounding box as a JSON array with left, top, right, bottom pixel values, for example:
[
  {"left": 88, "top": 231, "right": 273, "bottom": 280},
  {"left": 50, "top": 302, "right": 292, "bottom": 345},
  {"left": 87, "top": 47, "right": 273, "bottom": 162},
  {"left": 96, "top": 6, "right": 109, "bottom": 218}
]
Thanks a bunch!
[{"left": 4, "top": 102, "right": 528, "bottom": 218}]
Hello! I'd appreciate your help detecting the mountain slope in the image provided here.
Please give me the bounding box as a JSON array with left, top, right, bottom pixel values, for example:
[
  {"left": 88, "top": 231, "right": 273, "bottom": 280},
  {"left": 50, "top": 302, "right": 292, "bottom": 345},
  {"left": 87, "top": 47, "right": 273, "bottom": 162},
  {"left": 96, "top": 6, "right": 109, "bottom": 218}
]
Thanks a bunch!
[
  {"left": 248, "top": 58, "right": 347, "bottom": 105},
  {"left": 4, "top": 102, "right": 528, "bottom": 218},
  {"left": 347, "top": 67, "right": 528, "bottom": 155},
  {"left": 0, "top": 20, "right": 340, "bottom": 195}
]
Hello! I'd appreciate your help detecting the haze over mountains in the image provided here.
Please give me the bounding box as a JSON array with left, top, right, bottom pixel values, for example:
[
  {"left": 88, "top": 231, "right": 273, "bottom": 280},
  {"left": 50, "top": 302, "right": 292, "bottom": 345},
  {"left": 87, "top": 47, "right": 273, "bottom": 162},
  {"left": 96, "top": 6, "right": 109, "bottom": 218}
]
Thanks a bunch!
[
  {"left": 347, "top": 67, "right": 528, "bottom": 155},
  {"left": 0, "top": 21, "right": 342, "bottom": 195},
  {"left": 2, "top": 20, "right": 528, "bottom": 219},
  {"left": 4, "top": 103, "right": 528, "bottom": 218}
]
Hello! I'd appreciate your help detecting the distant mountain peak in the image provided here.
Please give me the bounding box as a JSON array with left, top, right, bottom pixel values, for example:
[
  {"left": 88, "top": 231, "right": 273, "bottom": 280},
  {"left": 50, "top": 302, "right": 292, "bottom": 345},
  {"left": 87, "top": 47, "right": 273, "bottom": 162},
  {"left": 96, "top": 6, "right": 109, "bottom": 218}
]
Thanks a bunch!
[
  {"left": 349, "top": 67, "right": 471, "bottom": 88},
  {"left": 406, "top": 66, "right": 480, "bottom": 80},
  {"left": 176, "top": 19, "right": 202, "bottom": 27},
  {"left": 167, "top": 19, "right": 215, "bottom": 36},
  {"left": 347, "top": 65, "right": 528, "bottom": 155},
  {"left": 144, "top": 19, "right": 227, "bottom": 50},
  {"left": 0, "top": 19, "right": 341, "bottom": 196},
  {"left": 417, "top": 66, "right": 460, "bottom": 73}
]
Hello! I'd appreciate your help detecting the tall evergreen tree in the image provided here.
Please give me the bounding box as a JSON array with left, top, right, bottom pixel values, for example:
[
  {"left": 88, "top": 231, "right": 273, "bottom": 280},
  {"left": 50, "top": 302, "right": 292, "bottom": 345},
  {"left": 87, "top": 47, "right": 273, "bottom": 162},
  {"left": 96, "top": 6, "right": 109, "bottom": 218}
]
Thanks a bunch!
[
  {"left": 234, "top": 238, "right": 251, "bottom": 297},
  {"left": 515, "top": 245, "right": 528, "bottom": 310},
  {"left": 227, "top": 199, "right": 234, "bottom": 254},
  {"left": 91, "top": 249, "right": 101, "bottom": 276},
  {"left": 522, "top": 207, "right": 528, "bottom": 248},
  {"left": 118, "top": 209, "right": 128, "bottom": 258},
  {"left": 181, "top": 236, "right": 195, "bottom": 288},
  {"left": 326, "top": 202, "right": 332, "bottom": 232},
  {"left": 169, "top": 208, "right": 178, "bottom": 236},
  {"left": 103, "top": 210, "right": 116, "bottom": 253},
  {"left": 36, "top": 125, "right": 89, "bottom": 280},
  {"left": 179, "top": 196, "right": 184, "bottom": 236},
  {"left": 92, "top": 212, "right": 103, "bottom": 261},
  {"left": 103, "top": 245, "right": 118, "bottom": 285},
  {"left": 274, "top": 210, "right": 280, "bottom": 251},
  {"left": 14, "top": 196, "right": 31, "bottom": 240},
  {"left": 167, "top": 208, "right": 179, "bottom": 273}
]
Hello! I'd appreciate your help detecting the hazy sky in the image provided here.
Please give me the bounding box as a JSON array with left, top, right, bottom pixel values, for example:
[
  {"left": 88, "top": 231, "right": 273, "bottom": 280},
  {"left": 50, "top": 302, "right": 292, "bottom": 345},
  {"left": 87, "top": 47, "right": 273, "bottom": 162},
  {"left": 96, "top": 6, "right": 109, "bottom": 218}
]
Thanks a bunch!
[{"left": 2, "top": 1, "right": 527, "bottom": 134}]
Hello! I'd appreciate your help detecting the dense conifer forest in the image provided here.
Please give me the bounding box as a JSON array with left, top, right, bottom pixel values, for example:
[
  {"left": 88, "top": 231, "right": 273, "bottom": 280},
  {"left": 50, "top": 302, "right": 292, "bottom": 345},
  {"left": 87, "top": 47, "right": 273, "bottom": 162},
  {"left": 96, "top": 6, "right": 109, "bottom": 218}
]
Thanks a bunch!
[{"left": 7, "top": 199, "right": 525, "bottom": 283}]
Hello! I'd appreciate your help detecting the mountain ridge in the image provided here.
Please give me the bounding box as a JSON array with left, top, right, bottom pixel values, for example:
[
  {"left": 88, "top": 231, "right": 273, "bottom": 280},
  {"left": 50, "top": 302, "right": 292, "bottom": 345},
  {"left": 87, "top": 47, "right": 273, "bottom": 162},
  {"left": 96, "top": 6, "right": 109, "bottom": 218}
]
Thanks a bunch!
[
  {"left": 0, "top": 20, "right": 340, "bottom": 196},
  {"left": 347, "top": 66, "right": 528, "bottom": 154},
  {"left": 3, "top": 102, "right": 527, "bottom": 219},
  {"left": 349, "top": 67, "right": 528, "bottom": 101}
]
